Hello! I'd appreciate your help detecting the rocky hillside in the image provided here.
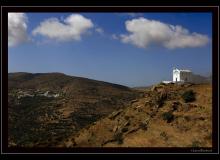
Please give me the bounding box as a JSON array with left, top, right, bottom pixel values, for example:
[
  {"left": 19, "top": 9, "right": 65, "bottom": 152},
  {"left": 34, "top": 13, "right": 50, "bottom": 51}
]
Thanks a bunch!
[
  {"left": 8, "top": 72, "right": 141, "bottom": 147},
  {"left": 61, "top": 83, "right": 212, "bottom": 147}
]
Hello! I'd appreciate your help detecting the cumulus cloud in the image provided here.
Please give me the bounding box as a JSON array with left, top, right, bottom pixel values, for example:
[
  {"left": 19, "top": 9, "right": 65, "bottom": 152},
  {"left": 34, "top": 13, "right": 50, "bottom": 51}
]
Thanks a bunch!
[
  {"left": 8, "top": 13, "right": 29, "bottom": 47},
  {"left": 32, "top": 14, "right": 94, "bottom": 41},
  {"left": 120, "top": 17, "right": 209, "bottom": 49}
]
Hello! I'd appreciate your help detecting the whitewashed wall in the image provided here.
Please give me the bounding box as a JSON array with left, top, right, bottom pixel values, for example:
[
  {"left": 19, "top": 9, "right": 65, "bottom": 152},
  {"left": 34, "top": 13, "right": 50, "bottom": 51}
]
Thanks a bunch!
[
  {"left": 180, "top": 72, "right": 192, "bottom": 82},
  {"left": 173, "top": 70, "right": 180, "bottom": 82}
]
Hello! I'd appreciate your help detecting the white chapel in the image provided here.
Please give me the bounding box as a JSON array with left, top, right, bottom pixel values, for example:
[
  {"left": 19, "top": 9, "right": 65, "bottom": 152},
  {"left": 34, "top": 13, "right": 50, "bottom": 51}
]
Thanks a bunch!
[
  {"left": 173, "top": 68, "right": 192, "bottom": 83},
  {"left": 162, "top": 68, "right": 209, "bottom": 84}
]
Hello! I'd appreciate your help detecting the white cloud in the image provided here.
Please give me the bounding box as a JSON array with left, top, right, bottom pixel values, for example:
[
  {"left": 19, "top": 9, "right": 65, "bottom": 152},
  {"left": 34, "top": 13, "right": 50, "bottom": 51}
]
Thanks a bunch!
[
  {"left": 8, "top": 13, "right": 29, "bottom": 47},
  {"left": 120, "top": 17, "right": 209, "bottom": 49},
  {"left": 32, "top": 14, "right": 94, "bottom": 41},
  {"left": 95, "top": 27, "right": 104, "bottom": 34}
]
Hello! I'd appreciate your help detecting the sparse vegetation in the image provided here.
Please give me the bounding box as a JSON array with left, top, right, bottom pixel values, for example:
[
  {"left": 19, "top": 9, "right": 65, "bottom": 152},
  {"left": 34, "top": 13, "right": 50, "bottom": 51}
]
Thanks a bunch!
[
  {"left": 160, "top": 131, "right": 168, "bottom": 141},
  {"left": 72, "top": 83, "right": 211, "bottom": 147},
  {"left": 172, "top": 101, "right": 180, "bottom": 111},
  {"left": 154, "top": 91, "right": 167, "bottom": 108},
  {"left": 8, "top": 72, "right": 139, "bottom": 147},
  {"left": 139, "top": 122, "right": 148, "bottom": 130},
  {"left": 8, "top": 73, "right": 212, "bottom": 148},
  {"left": 155, "top": 96, "right": 164, "bottom": 107},
  {"left": 182, "top": 90, "right": 196, "bottom": 103},
  {"left": 124, "top": 115, "right": 130, "bottom": 120},
  {"left": 162, "top": 112, "right": 174, "bottom": 123},
  {"left": 114, "top": 132, "right": 123, "bottom": 144},
  {"left": 205, "top": 132, "right": 212, "bottom": 140},
  {"left": 191, "top": 140, "right": 201, "bottom": 147},
  {"left": 121, "top": 127, "right": 129, "bottom": 133}
]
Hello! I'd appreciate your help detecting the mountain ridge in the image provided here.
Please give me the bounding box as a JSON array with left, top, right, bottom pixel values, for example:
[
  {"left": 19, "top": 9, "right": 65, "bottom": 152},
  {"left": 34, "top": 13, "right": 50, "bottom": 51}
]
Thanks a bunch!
[{"left": 8, "top": 72, "right": 131, "bottom": 89}]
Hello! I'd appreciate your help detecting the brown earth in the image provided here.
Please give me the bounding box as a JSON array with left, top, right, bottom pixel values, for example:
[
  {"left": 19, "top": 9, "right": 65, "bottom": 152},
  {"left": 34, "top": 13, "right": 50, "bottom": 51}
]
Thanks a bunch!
[
  {"left": 8, "top": 73, "right": 212, "bottom": 148},
  {"left": 8, "top": 72, "right": 140, "bottom": 147},
  {"left": 61, "top": 83, "right": 212, "bottom": 147}
]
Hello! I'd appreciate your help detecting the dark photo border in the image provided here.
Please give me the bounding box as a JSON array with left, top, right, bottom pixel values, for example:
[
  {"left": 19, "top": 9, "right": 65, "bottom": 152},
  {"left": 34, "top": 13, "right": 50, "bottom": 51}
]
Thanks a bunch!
[{"left": 1, "top": 6, "right": 219, "bottom": 154}]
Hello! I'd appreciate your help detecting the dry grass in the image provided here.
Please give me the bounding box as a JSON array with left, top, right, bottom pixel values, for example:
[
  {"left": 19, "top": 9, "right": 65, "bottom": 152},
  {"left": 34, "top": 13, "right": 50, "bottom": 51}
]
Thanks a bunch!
[{"left": 67, "top": 83, "right": 212, "bottom": 147}]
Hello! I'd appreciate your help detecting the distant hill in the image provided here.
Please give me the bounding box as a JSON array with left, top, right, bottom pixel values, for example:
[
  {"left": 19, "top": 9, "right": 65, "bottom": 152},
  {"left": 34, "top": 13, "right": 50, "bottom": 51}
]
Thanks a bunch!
[
  {"left": 191, "top": 73, "right": 212, "bottom": 84},
  {"left": 8, "top": 72, "right": 141, "bottom": 147},
  {"left": 8, "top": 72, "right": 130, "bottom": 92}
]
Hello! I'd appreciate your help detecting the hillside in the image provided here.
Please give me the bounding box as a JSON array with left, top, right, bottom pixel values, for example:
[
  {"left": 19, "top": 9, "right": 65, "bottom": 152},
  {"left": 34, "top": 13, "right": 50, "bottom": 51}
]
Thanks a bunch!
[
  {"left": 8, "top": 72, "right": 141, "bottom": 147},
  {"left": 61, "top": 83, "right": 212, "bottom": 147}
]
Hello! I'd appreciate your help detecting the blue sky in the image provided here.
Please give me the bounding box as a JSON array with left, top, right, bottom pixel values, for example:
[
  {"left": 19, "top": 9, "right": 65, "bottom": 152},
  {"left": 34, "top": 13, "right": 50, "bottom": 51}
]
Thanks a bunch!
[{"left": 8, "top": 12, "right": 212, "bottom": 87}]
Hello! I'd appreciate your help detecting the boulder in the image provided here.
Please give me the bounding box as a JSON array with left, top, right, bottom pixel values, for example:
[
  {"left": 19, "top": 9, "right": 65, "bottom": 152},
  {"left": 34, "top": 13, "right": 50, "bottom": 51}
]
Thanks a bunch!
[
  {"left": 135, "top": 105, "right": 142, "bottom": 110},
  {"left": 151, "top": 86, "right": 156, "bottom": 91},
  {"left": 130, "top": 99, "right": 138, "bottom": 104},
  {"left": 113, "top": 125, "right": 118, "bottom": 133},
  {"left": 108, "top": 109, "right": 123, "bottom": 120},
  {"left": 145, "top": 101, "right": 150, "bottom": 106},
  {"left": 121, "top": 120, "right": 130, "bottom": 128}
]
